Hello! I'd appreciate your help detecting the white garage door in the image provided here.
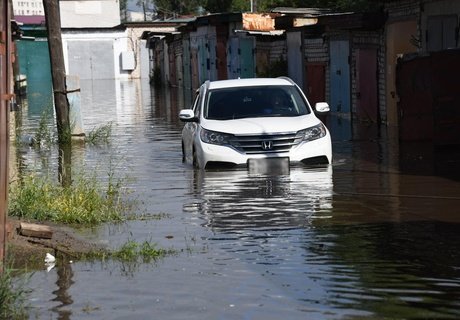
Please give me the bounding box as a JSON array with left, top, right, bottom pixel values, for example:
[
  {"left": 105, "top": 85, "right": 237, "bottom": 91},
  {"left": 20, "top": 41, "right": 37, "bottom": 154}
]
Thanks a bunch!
[{"left": 67, "top": 40, "right": 115, "bottom": 80}]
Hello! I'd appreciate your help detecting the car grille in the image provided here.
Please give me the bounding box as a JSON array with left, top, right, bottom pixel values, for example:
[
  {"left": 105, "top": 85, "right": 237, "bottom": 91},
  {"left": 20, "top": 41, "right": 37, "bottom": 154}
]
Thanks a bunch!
[{"left": 229, "top": 132, "right": 304, "bottom": 154}]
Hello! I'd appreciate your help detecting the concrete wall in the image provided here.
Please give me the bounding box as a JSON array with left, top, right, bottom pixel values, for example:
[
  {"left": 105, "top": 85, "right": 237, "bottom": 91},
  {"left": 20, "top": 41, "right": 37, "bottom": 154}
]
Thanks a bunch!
[
  {"left": 60, "top": 0, "right": 121, "bottom": 28},
  {"left": 126, "top": 27, "right": 154, "bottom": 79}
]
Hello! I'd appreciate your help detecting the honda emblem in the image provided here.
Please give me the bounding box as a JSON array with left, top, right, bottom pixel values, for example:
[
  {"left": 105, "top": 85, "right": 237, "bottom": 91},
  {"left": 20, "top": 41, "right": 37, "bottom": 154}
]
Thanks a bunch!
[{"left": 261, "top": 140, "right": 273, "bottom": 150}]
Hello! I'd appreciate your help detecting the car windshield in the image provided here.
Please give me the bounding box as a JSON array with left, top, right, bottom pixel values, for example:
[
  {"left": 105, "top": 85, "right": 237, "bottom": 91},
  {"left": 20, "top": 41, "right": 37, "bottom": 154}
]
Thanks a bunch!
[{"left": 204, "top": 85, "right": 311, "bottom": 120}]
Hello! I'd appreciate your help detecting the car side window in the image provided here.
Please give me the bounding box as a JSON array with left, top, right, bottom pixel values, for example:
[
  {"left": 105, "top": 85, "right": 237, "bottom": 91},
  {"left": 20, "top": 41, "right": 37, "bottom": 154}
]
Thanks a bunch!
[
  {"left": 192, "top": 87, "right": 204, "bottom": 118},
  {"left": 192, "top": 93, "right": 199, "bottom": 114}
]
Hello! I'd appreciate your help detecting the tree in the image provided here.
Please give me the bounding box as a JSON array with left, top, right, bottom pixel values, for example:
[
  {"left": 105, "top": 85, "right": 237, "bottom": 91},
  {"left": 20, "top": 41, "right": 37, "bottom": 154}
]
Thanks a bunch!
[
  {"left": 136, "top": 0, "right": 155, "bottom": 20},
  {"left": 150, "top": 0, "right": 383, "bottom": 17},
  {"left": 153, "top": 0, "right": 206, "bottom": 18},
  {"left": 120, "top": 0, "right": 128, "bottom": 21},
  {"left": 205, "top": 0, "right": 383, "bottom": 13},
  {"left": 205, "top": 0, "right": 232, "bottom": 13}
]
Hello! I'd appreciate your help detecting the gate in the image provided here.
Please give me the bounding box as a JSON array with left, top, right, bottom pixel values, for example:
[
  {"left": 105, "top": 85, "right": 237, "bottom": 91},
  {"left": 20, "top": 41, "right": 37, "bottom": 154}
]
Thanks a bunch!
[
  {"left": 330, "top": 39, "right": 351, "bottom": 114},
  {"left": 67, "top": 40, "right": 115, "bottom": 80},
  {"left": 239, "top": 37, "right": 255, "bottom": 78},
  {"left": 356, "top": 48, "right": 378, "bottom": 122}
]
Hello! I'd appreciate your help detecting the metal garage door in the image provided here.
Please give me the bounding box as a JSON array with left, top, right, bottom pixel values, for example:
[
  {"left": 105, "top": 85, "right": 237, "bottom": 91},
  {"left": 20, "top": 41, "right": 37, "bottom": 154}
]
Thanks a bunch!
[
  {"left": 330, "top": 39, "right": 351, "bottom": 114},
  {"left": 67, "top": 40, "right": 115, "bottom": 80}
]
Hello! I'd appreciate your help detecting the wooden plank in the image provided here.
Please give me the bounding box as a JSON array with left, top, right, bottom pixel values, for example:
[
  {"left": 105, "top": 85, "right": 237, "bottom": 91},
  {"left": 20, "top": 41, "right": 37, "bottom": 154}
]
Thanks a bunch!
[{"left": 19, "top": 222, "right": 53, "bottom": 239}]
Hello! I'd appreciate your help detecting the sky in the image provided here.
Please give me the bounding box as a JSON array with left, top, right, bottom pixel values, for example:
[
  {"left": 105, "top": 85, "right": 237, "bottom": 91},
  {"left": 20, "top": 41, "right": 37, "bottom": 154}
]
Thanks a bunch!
[{"left": 126, "top": 0, "right": 144, "bottom": 12}]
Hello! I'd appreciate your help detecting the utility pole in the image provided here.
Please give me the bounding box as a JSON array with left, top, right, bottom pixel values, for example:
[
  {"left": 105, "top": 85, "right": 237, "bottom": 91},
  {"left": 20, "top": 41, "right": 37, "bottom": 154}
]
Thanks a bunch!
[
  {"left": 0, "top": 0, "right": 12, "bottom": 270},
  {"left": 42, "top": 0, "right": 70, "bottom": 144}
]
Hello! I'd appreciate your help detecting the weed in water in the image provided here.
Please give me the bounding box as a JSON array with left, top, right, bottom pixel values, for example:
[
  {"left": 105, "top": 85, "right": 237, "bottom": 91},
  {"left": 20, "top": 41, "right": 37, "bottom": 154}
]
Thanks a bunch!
[
  {"left": 82, "top": 239, "right": 174, "bottom": 264},
  {"left": 33, "top": 107, "right": 54, "bottom": 148},
  {"left": 112, "top": 240, "right": 139, "bottom": 262},
  {"left": 86, "top": 122, "right": 113, "bottom": 145},
  {"left": 82, "top": 303, "right": 101, "bottom": 314},
  {"left": 28, "top": 109, "right": 113, "bottom": 147},
  {"left": 139, "top": 241, "right": 171, "bottom": 263},
  {"left": 0, "top": 266, "right": 30, "bottom": 319},
  {"left": 8, "top": 169, "right": 130, "bottom": 226},
  {"left": 112, "top": 240, "right": 173, "bottom": 263},
  {"left": 126, "top": 212, "right": 172, "bottom": 221}
]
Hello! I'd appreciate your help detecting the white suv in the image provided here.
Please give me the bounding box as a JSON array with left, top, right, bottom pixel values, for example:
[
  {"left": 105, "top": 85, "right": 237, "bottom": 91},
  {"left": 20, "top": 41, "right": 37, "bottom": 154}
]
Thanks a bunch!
[{"left": 179, "top": 77, "right": 332, "bottom": 169}]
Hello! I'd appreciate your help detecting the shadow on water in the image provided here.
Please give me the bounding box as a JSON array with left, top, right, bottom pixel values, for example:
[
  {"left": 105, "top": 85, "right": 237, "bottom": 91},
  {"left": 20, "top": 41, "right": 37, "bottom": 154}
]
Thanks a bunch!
[
  {"left": 399, "top": 141, "right": 460, "bottom": 181},
  {"left": 327, "top": 114, "right": 460, "bottom": 182},
  {"left": 314, "top": 221, "right": 460, "bottom": 319}
]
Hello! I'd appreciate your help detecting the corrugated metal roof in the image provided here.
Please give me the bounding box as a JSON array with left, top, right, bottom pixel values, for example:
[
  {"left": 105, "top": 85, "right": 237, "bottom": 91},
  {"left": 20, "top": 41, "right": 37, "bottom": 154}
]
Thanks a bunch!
[{"left": 234, "top": 29, "right": 284, "bottom": 36}]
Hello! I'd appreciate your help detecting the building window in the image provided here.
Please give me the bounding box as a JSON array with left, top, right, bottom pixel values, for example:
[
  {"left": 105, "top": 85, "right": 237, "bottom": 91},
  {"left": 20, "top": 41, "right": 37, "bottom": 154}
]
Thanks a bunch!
[{"left": 426, "top": 15, "right": 459, "bottom": 52}]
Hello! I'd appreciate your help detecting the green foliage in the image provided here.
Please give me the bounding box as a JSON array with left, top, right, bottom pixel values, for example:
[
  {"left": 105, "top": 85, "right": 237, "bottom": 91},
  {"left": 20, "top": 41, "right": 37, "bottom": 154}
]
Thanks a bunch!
[
  {"left": 129, "top": 0, "right": 383, "bottom": 17},
  {"left": 8, "top": 169, "right": 130, "bottom": 226},
  {"left": 30, "top": 109, "right": 113, "bottom": 147},
  {"left": 119, "top": 0, "right": 128, "bottom": 21},
  {"left": 0, "top": 267, "right": 29, "bottom": 320},
  {"left": 112, "top": 240, "right": 171, "bottom": 263},
  {"left": 87, "top": 240, "right": 174, "bottom": 263},
  {"left": 86, "top": 122, "right": 113, "bottom": 145},
  {"left": 204, "top": 0, "right": 383, "bottom": 13},
  {"left": 296, "top": 0, "right": 383, "bottom": 12},
  {"left": 140, "top": 0, "right": 206, "bottom": 17},
  {"left": 33, "top": 107, "right": 54, "bottom": 148},
  {"left": 257, "top": 56, "right": 288, "bottom": 78}
]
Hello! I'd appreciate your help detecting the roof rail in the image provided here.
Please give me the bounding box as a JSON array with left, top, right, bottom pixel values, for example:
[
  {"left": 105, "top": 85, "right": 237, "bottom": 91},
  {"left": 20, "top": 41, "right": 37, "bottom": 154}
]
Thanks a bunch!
[{"left": 277, "top": 76, "right": 296, "bottom": 85}]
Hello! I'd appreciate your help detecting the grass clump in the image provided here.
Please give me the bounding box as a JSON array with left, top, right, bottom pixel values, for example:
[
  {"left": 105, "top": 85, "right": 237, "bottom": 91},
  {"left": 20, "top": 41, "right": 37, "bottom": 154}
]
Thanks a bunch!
[
  {"left": 8, "top": 171, "right": 129, "bottom": 226},
  {"left": 86, "top": 240, "right": 174, "bottom": 264},
  {"left": 86, "top": 122, "right": 113, "bottom": 145},
  {"left": 33, "top": 107, "right": 54, "bottom": 148},
  {"left": 0, "top": 267, "right": 29, "bottom": 319},
  {"left": 26, "top": 109, "right": 113, "bottom": 148},
  {"left": 112, "top": 240, "right": 173, "bottom": 263}
]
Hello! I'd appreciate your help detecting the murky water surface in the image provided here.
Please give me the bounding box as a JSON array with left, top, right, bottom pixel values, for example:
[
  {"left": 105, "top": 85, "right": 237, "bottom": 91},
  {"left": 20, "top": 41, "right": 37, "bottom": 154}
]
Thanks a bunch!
[{"left": 16, "top": 80, "right": 460, "bottom": 319}]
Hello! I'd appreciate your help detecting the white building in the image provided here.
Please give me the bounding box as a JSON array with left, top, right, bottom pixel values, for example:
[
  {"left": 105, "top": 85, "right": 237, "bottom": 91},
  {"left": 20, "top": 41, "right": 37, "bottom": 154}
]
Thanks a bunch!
[
  {"left": 12, "top": 0, "right": 44, "bottom": 16},
  {"left": 15, "top": 0, "right": 151, "bottom": 80},
  {"left": 13, "top": 0, "right": 120, "bottom": 28},
  {"left": 60, "top": 0, "right": 121, "bottom": 28}
]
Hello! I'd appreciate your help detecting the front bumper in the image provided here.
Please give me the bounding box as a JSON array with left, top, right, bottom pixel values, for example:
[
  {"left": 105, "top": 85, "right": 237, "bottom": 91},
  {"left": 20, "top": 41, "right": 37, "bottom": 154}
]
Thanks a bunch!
[{"left": 195, "top": 135, "right": 332, "bottom": 169}]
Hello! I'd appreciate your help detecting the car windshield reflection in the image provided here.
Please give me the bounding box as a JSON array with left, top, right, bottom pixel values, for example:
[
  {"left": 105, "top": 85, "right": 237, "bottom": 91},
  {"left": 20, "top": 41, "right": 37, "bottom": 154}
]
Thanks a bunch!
[{"left": 205, "top": 85, "right": 311, "bottom": 120}]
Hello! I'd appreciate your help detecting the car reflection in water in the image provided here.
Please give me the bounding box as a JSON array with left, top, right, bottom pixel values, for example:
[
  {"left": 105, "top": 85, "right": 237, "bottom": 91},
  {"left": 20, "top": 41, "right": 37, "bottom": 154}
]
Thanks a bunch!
[{"left": 184, "top": 166, "right": 333, "bottom": 233}]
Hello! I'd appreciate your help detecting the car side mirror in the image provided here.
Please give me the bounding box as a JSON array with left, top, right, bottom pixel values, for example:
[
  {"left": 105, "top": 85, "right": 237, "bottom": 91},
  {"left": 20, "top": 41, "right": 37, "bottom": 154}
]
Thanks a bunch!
[
  {"left": 314, "top": 102, "right": 330, "bottom": 113},
  {"left": 179, "top": 109, "right": 198, "bottom": 122}
]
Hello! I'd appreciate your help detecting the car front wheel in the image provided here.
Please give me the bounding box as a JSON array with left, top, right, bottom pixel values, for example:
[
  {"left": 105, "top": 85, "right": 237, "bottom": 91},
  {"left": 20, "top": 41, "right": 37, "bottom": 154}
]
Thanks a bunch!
[
  {"left": 192, "top": 147, "right": 198, "bottom": 168},
  {"left": 181, "top": 142, "right": 186, "bottom": 163}
]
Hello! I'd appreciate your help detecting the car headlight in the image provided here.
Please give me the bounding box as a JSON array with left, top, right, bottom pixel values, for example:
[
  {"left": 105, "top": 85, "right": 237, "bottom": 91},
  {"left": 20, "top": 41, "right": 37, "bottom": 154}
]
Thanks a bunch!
[
  {"left": 200, "top": 128, "right": 233, "bottom": 145},
  {"left": 301, "top": 123, "right": 327, "bottom": 142}
]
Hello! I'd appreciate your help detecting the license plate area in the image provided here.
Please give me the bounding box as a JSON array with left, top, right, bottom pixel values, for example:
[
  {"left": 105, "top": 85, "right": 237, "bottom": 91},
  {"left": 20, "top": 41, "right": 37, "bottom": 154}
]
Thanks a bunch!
[{"left": 248, "top": 157, "right": 290, "bottom": 174}]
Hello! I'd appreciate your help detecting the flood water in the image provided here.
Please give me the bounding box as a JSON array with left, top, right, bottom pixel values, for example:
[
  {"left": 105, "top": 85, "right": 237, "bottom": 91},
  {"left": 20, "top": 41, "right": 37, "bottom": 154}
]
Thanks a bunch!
[{"left": 14, "top": 79, "right": 460, "bottom": 319}]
